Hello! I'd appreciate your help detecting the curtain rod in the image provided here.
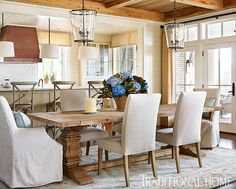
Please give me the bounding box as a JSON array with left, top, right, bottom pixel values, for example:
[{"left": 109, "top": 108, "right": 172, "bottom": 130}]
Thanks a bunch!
[{"left": 160, "top": 11, "right": 236, "bottom": 29}]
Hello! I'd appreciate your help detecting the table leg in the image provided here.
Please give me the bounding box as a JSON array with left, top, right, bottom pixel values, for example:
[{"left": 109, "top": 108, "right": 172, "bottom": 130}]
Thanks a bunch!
[
  {"left": 60, "top": 128, "right": 93, "bottom": 185},
  {"left": 161, "top": 144, "right": 206, "bottom": 157},
  {"left": 104, "top": 122, "right": 113, "bottom": 135},
  {"left": 180, "top": 145, "right": 206, "bottom": 157}
]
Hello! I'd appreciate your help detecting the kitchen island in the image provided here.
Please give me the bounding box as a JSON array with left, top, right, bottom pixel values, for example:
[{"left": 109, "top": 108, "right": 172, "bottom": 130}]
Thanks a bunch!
[{"left": 0, "top": 86, "right": 90, "bottom": 126}]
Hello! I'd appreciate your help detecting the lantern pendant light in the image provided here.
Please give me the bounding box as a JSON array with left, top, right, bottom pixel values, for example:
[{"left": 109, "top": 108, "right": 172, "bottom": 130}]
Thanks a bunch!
[
  {"left": 40, "top": 18, "right": 59, "bottom": 59},
  {"left": 0, "top": 13, "right": 15, "bottom": 61},
  {"left": 164, "top": 0, "right": 185, "bottom": 51},
  {"left": 70, "top": 0, "right": 97, "bottom": 60}
]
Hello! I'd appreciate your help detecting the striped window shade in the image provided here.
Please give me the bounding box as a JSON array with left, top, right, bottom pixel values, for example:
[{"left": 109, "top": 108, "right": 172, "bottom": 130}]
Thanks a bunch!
[
  {"left": 111, "top": 31, "right": 137, "bottom": 48},
  {"left": 37, "top": 30, "right": 72, "bottom": 46}
]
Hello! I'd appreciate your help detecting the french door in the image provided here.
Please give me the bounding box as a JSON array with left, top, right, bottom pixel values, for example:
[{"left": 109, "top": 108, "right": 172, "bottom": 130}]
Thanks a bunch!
[
  {"left": 173, "top": 47, "right": 197, "bottom": 102},
  {"left": 203, "top": 43, "right": 236, "bottom": 133}
]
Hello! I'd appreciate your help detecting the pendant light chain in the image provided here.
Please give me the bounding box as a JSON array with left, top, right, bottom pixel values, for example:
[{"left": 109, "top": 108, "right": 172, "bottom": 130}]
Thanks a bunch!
[
  {"left": 82, "top": 0, "right": 86, "bottom": 45},
  {"left": 1, "top": 13, "right": 4, "bottom": 28},
  {"left": 70, "top": 0, "right": 97, "bottom": 59},
  {"left": 48, "top": 18, "right": 51, "bottom": 45},
  {"left": 174, "top": 0, "right": 177, "bottom": 52},
  {"left": 163, "top": 0, "right": 185, "bottom": 50}
]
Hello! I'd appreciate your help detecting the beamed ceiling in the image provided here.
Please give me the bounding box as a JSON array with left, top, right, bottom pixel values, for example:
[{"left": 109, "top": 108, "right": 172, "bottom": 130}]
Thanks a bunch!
[{"left": 5, "top": 0, "right": 236, "bottom": 22}]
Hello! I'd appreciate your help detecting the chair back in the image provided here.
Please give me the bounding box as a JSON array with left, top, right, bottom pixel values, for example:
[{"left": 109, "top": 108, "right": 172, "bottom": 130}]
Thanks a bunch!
[
  {"left": 194, "top": 88, "right": 220, "bottom": 121},
  {"left": 0, "top": 96, "right": 18, "bottom": 141},
  {"left": 60, "top": 90, "right": 88, "bottom": 111},
  {"left": 172, "top": 92, "right": 206, "bottom": 146},
  {"left": 11, "top": 81, "right": 37, "bottom": 112},
  {"left": 0, "top": 96, "right": 17, "bottom": 181},
  {"left": 52, "top": 81, "right": 76, "bottom": 112},
  {"left": 88, "top": 81, "right": 103, "bottom": 98},
  {"left": 121, "top": 94, "right": 161, "bottom": 155}
]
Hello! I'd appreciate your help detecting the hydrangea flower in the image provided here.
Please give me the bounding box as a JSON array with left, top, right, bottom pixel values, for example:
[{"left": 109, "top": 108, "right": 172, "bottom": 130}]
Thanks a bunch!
[
  {"left": 106, "top": 76, "right": 123, "bottom": 87},
  {"left": 99, "top": 72, "right": 148, "bottom": 98},
  {"left": 112, "top": 85, "right": 126, "bottom": 97},
  {"left": 133, "top": 82, "right": 141, "bottom": 92},
  {"left": 144, "top": 82, "right": 149, "bottom": 90},
  {"left": 120, "top": 72, "right": 131, "bottom": 80}
]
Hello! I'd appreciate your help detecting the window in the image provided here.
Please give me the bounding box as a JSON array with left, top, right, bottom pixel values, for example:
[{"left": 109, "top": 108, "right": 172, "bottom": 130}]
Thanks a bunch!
[
  {"left": 207, "top": 47, "right": 232, "bottom": 94},
  {"left": 223, "top": 20, "right": 236, "bottom": 37},
  {"left": 207, "top": 22, "right": 221, "bottom": 39},
  {"left": 174, "top": 50, "right": 195, "bottom": 101},
  {"left": 113, "top": 45, "right": 137, "bottom": 74},
  {"left": 38, "top": 46, "right": 68, "bottom": 81},
  {"left": 85, "top": 43, "right": 111, "bottom": 79},
  {"left": 185, "top": 25, "right": 198, "bottom": 42},
  {"left": 205, "top": 19, "right": 236, "bottom": 39}
]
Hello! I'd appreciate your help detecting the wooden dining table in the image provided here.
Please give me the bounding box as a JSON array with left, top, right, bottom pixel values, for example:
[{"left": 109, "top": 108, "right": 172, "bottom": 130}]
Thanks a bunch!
[{"left": 28, "top": 104, "right": 222, "bottom": 186}]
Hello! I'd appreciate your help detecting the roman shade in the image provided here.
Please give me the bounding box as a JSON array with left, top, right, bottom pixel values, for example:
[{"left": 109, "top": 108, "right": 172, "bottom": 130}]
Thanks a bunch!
[
  {"left": 38, "top": 30, "right": 72, "bottom": 46},
  {"left": 111, "top": 31, "right": 137, "bottom": 48}
]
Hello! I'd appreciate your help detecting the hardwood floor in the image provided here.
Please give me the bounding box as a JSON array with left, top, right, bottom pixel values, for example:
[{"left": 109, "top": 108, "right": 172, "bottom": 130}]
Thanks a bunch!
[
  {"left": 219, "top": 132, "right": 236, "bottom": 149},
  {"left": 217, "top": 132, "right": 236, "bottom": 189}
]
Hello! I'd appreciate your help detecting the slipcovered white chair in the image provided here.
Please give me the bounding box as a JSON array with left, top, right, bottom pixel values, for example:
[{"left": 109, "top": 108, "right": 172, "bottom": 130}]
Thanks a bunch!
[
  {"left": 194, "top": 88, "right": 220, "bottom": 148},
  {"left": 156, "top": 92, "right": 206, "bottom": 173},
  {"left": 60, "top": 90, "right": 109, "bottom": 156},
  {"left": 97, "top": 94, "right": 161, "bottom": 187},
  {"left": 0, "top": 96, "right": 62, "bottom": 188}
]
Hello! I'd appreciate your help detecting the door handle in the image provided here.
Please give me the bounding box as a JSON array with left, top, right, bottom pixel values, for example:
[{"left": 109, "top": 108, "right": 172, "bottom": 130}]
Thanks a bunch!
[{"left": 228, "top": 82, "right": 235, "bottom": 96}]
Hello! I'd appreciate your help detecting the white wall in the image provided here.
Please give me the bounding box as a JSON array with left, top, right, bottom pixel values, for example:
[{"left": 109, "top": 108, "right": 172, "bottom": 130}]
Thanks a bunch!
[
  {"left": 65, "top": 33, "right": 112, "bottom": 87},
  {"left": 143, "top": 22, "right": 162, "bottom": 93},
  {"left": 0, "top": 63, "right": 38, "bottom": 84}
]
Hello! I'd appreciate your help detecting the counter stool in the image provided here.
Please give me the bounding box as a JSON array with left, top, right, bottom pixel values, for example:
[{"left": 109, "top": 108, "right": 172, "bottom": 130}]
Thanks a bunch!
[
  {"left": 46, "top": 81, "right": 75, "bottom": 112},
  {"left": 11, "top": 81, "right": 37, "bottom": 113},
  {"left": 88, "top": 80, "right": 106, "bottom": 110},
  {"left": 88, "top": 80, "right": 103, "bottom": 98}
]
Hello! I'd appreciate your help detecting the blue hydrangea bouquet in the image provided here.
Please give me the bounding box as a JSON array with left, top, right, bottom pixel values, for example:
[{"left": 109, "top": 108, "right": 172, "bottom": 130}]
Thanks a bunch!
[{"left": 99, "top": 72, "right": 149, "bottom": 98}]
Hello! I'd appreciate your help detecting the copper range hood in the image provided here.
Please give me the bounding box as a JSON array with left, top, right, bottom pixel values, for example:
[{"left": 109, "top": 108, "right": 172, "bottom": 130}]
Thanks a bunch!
[{"left": 0, "top": 25, "right": 42, "bottom": 63}]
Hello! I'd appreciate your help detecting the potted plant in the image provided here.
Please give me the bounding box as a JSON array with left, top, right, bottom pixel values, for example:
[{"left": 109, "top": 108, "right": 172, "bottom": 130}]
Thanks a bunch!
[
  {"left": 99, "top": 72, "right": 149, "bottom": 111},
  {"left": 50, "top": 72, "right": 56, "bottom": 83},
  {"left": 43, "top": 72, "right": 49, "bottom": 84}
]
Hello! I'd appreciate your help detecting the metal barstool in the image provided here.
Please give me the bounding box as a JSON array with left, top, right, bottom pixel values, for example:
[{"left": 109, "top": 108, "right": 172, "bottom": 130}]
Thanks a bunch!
[
  {"left": 88, "top": 80, "right": 103, "bottom": 98},
  {"left": 45, "top": 81, "right": 75, "bottom": 139},
  {"left": 46, "top": 81, "right": 75, "bottom": 112},
  {"left": 11, "top": 81, "right": 37, "bottom": 113},
  {"left": 87, "top": 80, "right": 104, "bottom": 110}
]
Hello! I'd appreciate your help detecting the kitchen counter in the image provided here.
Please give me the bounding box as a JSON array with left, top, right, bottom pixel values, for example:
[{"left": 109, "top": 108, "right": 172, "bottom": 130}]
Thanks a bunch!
[
  {"left": 0, "top": 86, "right": 94, "bottom": 127},
  {"left": 0, "top": 86, "right": 88, "bottom": 92}
]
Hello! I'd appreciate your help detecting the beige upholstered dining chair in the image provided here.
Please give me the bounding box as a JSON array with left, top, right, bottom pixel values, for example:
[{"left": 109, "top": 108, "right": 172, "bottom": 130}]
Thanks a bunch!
[
  {"left": 97, "top": 93, "right": 161, "bottom": 187},
  {"left": 156, "top": 92, "right": 206, "bottom": 173},
  {"left": 60, "top": 89, "right": 109, "bottom": 156},
  {"left": 0, "top": 96, "right": 62, "bottom": 188},
  {"left": 194, "top": 88, "right": 220, "bottom": 148}
]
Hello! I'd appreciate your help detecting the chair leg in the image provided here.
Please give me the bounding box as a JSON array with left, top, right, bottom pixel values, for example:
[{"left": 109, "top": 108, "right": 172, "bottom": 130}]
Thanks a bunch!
[
  {"left": 98, "top": 148, "right": 103, "bottom": 175},
  {"left": 196, "top": 142, "right": 202, "bottom": 168},
  {"left": 128, "top": 155, "right": 132, "bottom": 168},
  {"left": 150, "top": 150, "right": 157, "bottom": 177},
  {"left": 173, "top": 146, "right": 180, "bottom": 173},
  {"left": 171, "top": 146, "right": 174, "bottom": 159},
  {"left": 86, "top": 141, "right": 90, "bottom": 155},
  {"left": 123, "top": 155, "right": 130, "bottom": 187},
  {"left": 147, "top": 151, "right": 151, "bottom": 164},
  {"left": 105, "top": 150, "right": 109, "bottom": 161}
]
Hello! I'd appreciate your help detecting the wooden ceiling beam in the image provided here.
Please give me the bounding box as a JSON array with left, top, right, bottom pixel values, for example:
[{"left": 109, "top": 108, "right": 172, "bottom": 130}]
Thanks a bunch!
[
  {"left": 6, "top": 0, "right": 164, "bottom": 21},
  {"left": 164, "top": 0, "right": 236, "bottom": 22},
  {"left": 106, "top": 0, "right": 146, "bottom": 8},
  {"left": 172, "top": 0, "right": 223, "bottom": 10},
  {"left": 224, "top": 0, "right": 236, "bottom": 9},
  {"left": 164, "top": 7, "right": 214, "bottom": 22}
]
